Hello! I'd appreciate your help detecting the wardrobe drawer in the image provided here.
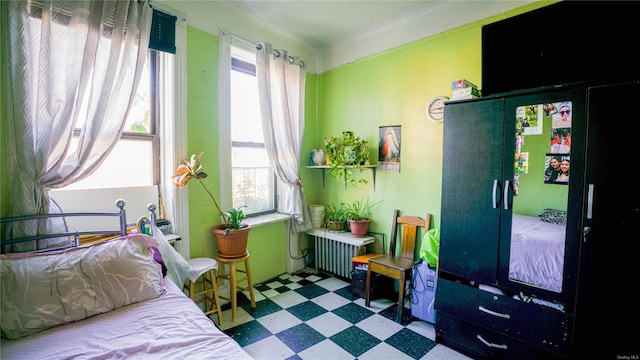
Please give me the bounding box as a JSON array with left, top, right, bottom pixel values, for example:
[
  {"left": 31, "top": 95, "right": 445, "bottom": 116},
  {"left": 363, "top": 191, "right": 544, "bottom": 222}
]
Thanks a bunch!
[
  {"left": 436, "top": 312, "right": 568, "bottom": 360},
  {"left": 435, "top": 279, "right": 571, "bottom": 353}
]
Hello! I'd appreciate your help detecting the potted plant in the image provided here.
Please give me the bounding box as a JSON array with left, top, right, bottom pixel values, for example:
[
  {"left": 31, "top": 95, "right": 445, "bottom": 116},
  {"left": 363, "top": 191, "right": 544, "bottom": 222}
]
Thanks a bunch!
[
  {"left": 325, "top": 202, "right": 348, "bottom": 232},
  {"left": 345, "top": 197, "right": 381, "bottom": 237},
  {"left": 173, "top": 152, "right": 250, "bottom": 257},
  {"left": 324, "top": 131, "right": 371, "bottom": 188}
]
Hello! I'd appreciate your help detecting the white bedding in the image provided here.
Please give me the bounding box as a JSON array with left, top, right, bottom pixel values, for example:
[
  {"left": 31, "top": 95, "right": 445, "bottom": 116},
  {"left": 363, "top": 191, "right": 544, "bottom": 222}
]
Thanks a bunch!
[
  {"left": 0, "top": 277, "right": 252, "bottom": 360},
  {"left": 508, "top": 214, "right": 566, "bottom": 293}
]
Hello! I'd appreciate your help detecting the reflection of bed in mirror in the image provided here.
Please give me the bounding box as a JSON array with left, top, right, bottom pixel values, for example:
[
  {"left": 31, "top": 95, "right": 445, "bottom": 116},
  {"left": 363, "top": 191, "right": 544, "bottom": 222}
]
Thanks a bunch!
[{"left": 509, "top": 214, "right": 565, "bottom": 293}]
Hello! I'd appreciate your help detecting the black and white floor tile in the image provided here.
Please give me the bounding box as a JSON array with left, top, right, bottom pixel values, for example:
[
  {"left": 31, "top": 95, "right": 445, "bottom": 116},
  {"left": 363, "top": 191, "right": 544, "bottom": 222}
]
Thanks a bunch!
[{"left": 217, "top": 271, "right": 471, "bottom": 360}]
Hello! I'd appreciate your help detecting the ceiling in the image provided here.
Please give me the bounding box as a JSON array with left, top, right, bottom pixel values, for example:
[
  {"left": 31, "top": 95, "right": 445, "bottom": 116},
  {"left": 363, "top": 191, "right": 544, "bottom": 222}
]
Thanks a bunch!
[
  {"left": 219, "top": 1, "right": 542, "bottom": 48},
  {"left": 161, "top": 0, "right": 539, "bottom": 73},
  {"left": 215, "top": 0, "right": 537, "bottom": 72},
  {"left": 218, "top": 1, "right": 460, "bottom": 50}
]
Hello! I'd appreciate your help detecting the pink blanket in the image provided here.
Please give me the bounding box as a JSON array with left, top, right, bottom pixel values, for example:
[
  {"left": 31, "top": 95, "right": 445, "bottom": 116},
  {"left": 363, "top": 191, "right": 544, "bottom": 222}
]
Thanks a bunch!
[{"left": 1, "top": 278, "right": 251, "bottom": 360}]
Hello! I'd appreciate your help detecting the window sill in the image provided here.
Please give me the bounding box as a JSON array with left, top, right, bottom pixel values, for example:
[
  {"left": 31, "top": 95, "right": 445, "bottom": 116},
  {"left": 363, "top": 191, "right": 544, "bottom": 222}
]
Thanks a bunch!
[{"left": 244, "top": 213, "right": 291, "bottom": 228}]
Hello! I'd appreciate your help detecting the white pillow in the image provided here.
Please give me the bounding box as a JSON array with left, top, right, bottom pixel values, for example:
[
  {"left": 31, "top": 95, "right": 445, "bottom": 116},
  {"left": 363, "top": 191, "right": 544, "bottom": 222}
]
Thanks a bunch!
[{"left": 1, "top": 234, "right": 163, "bottom": 339}]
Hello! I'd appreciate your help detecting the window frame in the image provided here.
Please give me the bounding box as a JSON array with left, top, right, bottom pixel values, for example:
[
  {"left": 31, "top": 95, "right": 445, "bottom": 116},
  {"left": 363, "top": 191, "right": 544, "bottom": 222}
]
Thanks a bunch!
[
  {"left": 119, "top": 49, "right": 161, "bottom": 186},
  {"left": 229, "top": 48, "right": 278, "bottom": 217},
  {"left": 61, "top": 50, "right": 161, "bottom": 191},
  {"left": 40, "top": 8, "right": 189, "bottom": 258}
]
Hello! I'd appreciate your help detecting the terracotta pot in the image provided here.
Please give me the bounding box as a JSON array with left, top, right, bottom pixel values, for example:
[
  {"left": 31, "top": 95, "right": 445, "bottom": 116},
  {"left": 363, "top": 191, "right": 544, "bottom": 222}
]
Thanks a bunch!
[
  {"left": 349, "top": 219, "right": 370, "bottom": 238},
  {"left": 213, "top": 224, "right": 251, "bottom": 257}
]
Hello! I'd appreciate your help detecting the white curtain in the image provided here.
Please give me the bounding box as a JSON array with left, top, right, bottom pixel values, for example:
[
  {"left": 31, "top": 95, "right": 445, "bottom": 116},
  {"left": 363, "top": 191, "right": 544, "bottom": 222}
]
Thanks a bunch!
[
  {"left": 255, "top": 42, "right": 311, "bottom": 272},
  {"left": 2, "top": 0, "right": 152, "bottom": 248}
]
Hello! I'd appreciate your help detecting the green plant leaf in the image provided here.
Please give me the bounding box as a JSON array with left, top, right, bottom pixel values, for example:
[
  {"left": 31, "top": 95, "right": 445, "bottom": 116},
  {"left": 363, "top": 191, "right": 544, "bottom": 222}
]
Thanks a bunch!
[{"left": 323, "top": 133, "right": 370, "bottom": 188}]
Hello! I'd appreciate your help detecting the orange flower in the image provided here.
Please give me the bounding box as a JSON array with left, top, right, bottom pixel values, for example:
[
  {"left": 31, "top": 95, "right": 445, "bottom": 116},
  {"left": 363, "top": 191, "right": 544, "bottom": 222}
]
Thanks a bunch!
[
  {"left": 173, "top": 152, "right": 207, "bottom": 189},
  {"left": 172, "top": 152, "right": 224, "bottom": 220}
]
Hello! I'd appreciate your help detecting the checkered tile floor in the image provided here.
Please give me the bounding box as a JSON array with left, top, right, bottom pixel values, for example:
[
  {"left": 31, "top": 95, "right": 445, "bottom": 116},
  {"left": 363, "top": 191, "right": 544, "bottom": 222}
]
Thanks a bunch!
[{"left": 216, "top": 271, "right": 471, "bottom": 360}]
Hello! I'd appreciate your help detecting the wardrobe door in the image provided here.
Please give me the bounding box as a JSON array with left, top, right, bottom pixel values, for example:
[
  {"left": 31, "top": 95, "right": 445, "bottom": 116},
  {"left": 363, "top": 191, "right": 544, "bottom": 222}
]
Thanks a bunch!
[
  {"left": 440, "top": 98, "right": 505, "bottom": 284},
  {"left": 575, "top": 81, "right": 640, "bottom": 358},
  {"left": 498, "top": 89, "right": 586, "bottom": 305}
]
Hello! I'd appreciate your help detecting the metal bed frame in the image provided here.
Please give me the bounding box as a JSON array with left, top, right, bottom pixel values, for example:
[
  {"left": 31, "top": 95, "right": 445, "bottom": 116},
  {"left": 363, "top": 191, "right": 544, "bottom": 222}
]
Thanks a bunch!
[{"left": 0, "top": 199, "right": 129, "bottom": 254}]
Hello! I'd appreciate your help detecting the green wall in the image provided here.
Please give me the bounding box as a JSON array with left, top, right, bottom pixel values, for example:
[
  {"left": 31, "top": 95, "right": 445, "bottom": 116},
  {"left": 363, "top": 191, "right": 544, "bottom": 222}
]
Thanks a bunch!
[
  {"left": 300, "top": 2, "right": 551, "bottom": 253},
  {"left": 307, "top": 28, "right": 485, "bottom": 236},
  {"left": 184, "top": 26, "right": 220, "bottom": 259}
]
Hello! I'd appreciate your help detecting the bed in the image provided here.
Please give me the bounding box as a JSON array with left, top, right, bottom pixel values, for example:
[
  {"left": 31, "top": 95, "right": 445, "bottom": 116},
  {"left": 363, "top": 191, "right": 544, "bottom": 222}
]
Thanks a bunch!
[
  {"left": 508, "top": 213, "right": 566, "bottom": 294},
  {"left": 0, "top": 201, "right": 252, "bottom": 360}
]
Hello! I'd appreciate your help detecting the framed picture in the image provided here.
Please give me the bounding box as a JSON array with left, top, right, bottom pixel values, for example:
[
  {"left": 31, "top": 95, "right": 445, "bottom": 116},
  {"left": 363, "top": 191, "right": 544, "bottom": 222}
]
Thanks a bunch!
[
  {"left": 543, "top": 102, "right": 558, "bottom": 116},
  {"left": 514, "top": 152, "right": 529, "bottom": 174},
  {"left": 378, "top": 125, "right": 401, "bottom": 172},
  {"left": 544, "top": 154, "right": 570, "bottom": 185},
  {"left": 552, "top": 101, "right": 572, "bottom": 129},
  {"left": 550, "top": 127, "right": 571, "bottom": 154},
  {"left": 516, "top": 105, "right": 542, "bottom": 135}
]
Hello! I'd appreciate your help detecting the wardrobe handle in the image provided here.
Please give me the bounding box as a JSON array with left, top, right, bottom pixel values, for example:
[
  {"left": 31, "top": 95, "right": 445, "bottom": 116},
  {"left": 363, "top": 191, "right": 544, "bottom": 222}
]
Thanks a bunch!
[
  {"left": 587, "top": 184, "right": 594, "bottom": 219},
  {"left": 492, "top": 180, "right": 499, "bottom": 209},
  {"left": 583, "top": 226, "right": 591, "bottom": 242},
  {"left": 478, "top": 306, "right": 511, "bottom": 319},
  {"left": 503, "top": 180, "right": 510, "bottom": 210},
  {"left": 477, "top": 334, "right": 508, "bottom": 350}
]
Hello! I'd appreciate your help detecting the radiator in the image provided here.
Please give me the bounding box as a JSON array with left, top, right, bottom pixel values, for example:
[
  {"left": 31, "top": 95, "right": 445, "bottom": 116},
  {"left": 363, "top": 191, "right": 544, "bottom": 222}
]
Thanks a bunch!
[{"left": 307, "top": 229, "right": 375, "bottom": 279}]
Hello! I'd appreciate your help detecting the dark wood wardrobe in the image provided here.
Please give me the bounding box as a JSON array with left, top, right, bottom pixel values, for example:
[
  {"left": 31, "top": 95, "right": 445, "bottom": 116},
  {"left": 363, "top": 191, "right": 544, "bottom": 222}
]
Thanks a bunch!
[{"left": 435, "top": 81, "right": 639, "bottom": 359}]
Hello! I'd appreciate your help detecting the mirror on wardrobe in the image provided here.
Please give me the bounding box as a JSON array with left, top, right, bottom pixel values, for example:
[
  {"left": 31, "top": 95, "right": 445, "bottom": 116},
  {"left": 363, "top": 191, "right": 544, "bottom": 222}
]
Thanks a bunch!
[{"left": 509, "top": 101, "right": 571, "bottom": 293}]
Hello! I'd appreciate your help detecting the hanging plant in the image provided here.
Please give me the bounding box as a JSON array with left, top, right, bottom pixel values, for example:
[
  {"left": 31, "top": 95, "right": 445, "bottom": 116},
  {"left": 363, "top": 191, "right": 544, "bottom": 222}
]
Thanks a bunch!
[{"left": 323, "top": 131, "right": 370, "bottom": 188}]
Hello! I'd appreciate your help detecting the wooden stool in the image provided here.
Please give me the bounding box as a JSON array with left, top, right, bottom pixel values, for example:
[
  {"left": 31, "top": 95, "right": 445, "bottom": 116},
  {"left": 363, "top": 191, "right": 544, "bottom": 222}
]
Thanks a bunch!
[
  {"left": 216, "top": 251, "right": 256, "bottom": 322},
  {"left": 184, "top": 257, "right": 223, "bottom": 325}
]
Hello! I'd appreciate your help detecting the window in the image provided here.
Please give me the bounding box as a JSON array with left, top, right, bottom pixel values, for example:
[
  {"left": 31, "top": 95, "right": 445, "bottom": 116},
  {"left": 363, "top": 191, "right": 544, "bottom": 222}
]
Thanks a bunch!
[
  {"left": 57, "top": 9, "right": 178, "bottom": 191},
  {"left": 39, "top": 8, "right": 188, "bottom": 254},
  {"left": 230, "top": 46, "right": 277, "bottom": 216},
  {"left": 61, "top": 51, "right": 160, "bottom": 190}
]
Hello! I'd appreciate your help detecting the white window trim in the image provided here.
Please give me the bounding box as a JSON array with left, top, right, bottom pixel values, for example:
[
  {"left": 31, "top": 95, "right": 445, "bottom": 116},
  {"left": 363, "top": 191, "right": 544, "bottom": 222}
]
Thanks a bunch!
[
  {"left": 218, "top": 30, "right": 259, "bottom": 211},
  {"left": 218, "top": 31, "right": 233, "bottom": 211},
  {"left": 162, "top": 15, "right": 189, "bottom": 259}
]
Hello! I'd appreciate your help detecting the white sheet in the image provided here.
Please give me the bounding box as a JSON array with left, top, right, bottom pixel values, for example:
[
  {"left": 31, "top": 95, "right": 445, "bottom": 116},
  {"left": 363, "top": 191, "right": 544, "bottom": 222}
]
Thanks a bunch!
[
  {"left": 508, "top": 214, "right": 566, "bottom": 293},
  {"left": 1, "top": 278, "right": 252, "bottom": 360}
]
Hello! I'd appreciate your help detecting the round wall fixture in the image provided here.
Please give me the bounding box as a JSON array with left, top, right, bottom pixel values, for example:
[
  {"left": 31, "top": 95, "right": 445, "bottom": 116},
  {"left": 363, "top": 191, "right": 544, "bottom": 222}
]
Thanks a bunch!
[{"left": 426, "top": 96, "right": 448, "bottom": 123}]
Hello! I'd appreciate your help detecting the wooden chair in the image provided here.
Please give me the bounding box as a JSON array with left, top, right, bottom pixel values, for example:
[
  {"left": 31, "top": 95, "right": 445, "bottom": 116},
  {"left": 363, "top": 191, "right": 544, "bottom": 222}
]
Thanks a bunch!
[{"left": 365, "top": 209, "right": 431, "bottom": 323}]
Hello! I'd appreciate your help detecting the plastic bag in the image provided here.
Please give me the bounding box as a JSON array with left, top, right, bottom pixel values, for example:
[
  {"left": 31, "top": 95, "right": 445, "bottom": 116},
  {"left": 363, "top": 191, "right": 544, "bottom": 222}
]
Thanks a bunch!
[
  {"left": 151, "top": 225, "right": 190, "bottom": 286},
  {"left": 419, "top": 228, "right": 440, "bottom": 267}
]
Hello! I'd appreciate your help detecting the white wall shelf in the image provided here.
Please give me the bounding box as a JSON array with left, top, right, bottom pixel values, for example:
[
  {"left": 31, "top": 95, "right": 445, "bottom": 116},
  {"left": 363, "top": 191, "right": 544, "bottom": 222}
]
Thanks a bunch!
[{"left": 306, "top": 165, "right": 377, "bottom": 189}]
